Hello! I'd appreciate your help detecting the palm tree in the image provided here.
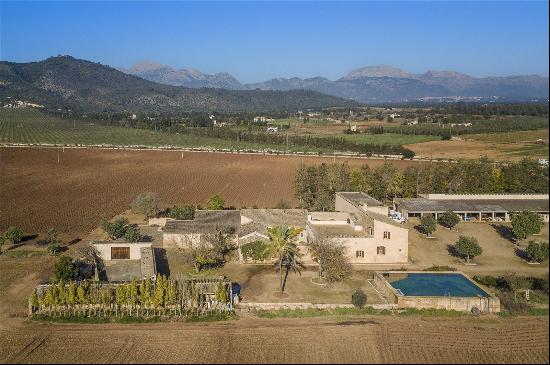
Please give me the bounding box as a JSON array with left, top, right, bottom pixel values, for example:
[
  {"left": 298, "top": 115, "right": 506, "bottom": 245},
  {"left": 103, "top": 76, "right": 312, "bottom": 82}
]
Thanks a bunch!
[{"left": 266, "top": 226, "right": 303, "bottom": 293}]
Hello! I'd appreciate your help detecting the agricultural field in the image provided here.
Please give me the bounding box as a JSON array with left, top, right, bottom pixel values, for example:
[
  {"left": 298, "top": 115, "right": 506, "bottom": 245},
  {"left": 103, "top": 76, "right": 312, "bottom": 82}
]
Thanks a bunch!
[
  {"left": 405, "top": 129, "right": 549, "bottom": 161},
  {"left": 0, "top": 108, "right": 432, "bottom": 153},
  {"left": 0, "top": 147, "right": 420, "bottom": 242},
  {"left": 0, "top": 312, "right": 547, "bottom": 363},
  {"left": 0, "top": 109, "right": 336, "bottom": 153}
]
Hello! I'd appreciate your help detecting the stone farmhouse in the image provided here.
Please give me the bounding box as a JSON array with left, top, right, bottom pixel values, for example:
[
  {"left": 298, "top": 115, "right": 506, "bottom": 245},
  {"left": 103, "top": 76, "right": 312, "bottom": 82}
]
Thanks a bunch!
[
  {"left": 306, "top": 193, "right": 408, "bottom": 264},
  {"left": 91, "top": 241, "right": 156, "bottom": 281},
  {"left": 158, "top": 192, "right": 409, "bottom": 265}
]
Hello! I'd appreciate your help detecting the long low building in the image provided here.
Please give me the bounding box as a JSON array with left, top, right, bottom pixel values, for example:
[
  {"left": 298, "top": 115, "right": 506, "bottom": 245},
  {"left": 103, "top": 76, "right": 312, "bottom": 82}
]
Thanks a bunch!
[{"left": 393, "top": 194, "right": 549, "bottom": 222}]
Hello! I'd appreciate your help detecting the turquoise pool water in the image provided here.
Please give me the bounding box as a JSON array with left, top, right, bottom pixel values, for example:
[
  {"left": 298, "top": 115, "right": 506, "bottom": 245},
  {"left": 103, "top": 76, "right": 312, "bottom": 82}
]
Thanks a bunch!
[{"left": 389, "top": 273, "right": 488, "bottom": 297}]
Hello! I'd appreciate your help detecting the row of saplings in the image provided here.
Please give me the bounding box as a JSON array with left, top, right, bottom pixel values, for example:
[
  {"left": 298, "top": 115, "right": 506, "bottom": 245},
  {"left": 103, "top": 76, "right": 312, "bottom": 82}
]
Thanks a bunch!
[
  {"left": 418, "top": 210, "right": 548, "bottom": 264},
  {"left": 0, "top": 227, "right": 64, "bottom": 256},
  {"left": 29, "top": 274, "right": 232, "bottom": 318}
]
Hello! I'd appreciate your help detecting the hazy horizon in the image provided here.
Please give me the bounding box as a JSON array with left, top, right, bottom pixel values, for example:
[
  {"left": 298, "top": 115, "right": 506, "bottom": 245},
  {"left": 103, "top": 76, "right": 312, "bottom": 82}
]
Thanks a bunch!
[{"left": 1, "top": 1, "right": 549, "bottom": 83}]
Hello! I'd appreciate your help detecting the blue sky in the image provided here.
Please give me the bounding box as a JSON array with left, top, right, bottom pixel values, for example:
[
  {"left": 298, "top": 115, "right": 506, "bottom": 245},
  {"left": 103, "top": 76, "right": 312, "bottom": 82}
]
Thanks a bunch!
[{"left": 1, "top": 1, "right": 548, "bottom": 83}]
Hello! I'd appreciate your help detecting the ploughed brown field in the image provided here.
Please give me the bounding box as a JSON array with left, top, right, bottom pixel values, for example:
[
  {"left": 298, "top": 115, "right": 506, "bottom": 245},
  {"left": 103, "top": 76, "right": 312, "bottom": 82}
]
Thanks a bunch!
[
  {"left": 0, "top": 315, "right": 548, "bottom": 364},
  {"left": 0, "top": 147, "right": 418, "bottom": 241}
]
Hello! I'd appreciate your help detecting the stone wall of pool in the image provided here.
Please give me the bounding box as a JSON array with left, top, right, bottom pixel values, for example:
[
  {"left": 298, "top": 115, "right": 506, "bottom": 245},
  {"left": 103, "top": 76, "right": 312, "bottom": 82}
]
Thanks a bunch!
[{"left": 373, "top": 271, "right": 500, "bottom": 314}]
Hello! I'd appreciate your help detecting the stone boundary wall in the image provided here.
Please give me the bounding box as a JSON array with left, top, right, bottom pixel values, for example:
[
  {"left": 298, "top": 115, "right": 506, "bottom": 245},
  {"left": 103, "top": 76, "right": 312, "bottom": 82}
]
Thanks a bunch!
[{"left": 238, "top": 302, "right": 397, "bottom": 311}]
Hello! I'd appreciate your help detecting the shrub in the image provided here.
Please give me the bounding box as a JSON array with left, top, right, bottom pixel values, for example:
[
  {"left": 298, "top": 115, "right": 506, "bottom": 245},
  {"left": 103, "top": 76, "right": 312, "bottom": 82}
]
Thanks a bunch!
[
  {"left": 274, "top": 199, "right": 290, "bottom": 209},
  {"left": 438, "top": 210, "right": 460, "bottom": 229},
  {"left": 53, "top": 256, "right": 77, "bottom": 282},
  {"left": 123, "top": 225, "right": 142, "bottom": 242},
  {"left": 525, "top": 241, "right": 549, "bottom": 263},
  {"left": 240, "top": 240, "right": 271, "bottom": 262},
  {"left": 402, "top": 149, "right": 415, "bottom": 160},
  {"left": 206, "top": 194, "right": 225, "bottom": 210},
  {"left": 101, "top": 218, "right": 130, "bottom": 240},
  {"left": 454, "top": 235, "right": 482, "bottom": 263},
  {"left": 130, "top": 192, "right": 160, "bottom": 218},
  {"left": 168, "top": 205, "right": 195, "bottom": 220},
  {"left": 2, "top": 226, "right": 23, "bottom": 245},
  {"left": 511, "top": 211, "right": 544, "bottom": 240},
  {"left": 423, "top": 265, "right": 457, "bottom": 272},
  {"left": 351, "top": 289, "right": 367, "bottom": 309},
  {"left": 47, "top": 241, "right": 61, "bottom": 256}
]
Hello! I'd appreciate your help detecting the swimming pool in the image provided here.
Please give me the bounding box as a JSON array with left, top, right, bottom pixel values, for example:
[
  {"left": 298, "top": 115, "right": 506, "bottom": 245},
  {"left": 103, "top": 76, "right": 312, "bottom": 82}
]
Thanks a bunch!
[{"left": 388, "top": 273, "right": 489, "bottom": 297}]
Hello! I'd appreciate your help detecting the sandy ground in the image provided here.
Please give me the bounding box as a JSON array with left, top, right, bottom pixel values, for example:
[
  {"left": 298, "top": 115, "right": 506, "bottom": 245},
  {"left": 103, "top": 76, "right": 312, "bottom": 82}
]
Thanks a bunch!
[
  {"left": 405, "top": 138, "right": 547, "bottom": 161},
  {"left": 406, "top": 220, "right": 549, "bottom": 276}
]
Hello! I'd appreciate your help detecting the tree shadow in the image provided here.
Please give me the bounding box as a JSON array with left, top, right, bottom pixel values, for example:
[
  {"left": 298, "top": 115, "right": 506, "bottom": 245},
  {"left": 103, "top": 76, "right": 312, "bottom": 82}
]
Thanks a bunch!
[
  {"left": 447, "top": 244, "right": 460, "bottom": 258},
  {"left": 4, "top": 235, "right": 38, "bottom": 251},
  {"left": 20, "top": 234, "right": 38, "bottom": 243},
  {"left": 68, "top": 238, "right": 81, "bottom": 246},
  {"left": 491, "top": 224, "right": 515, "bottom": 243},
  {"left": 141, "top": 235, "right": 154, "bottom": 243},
  {"left": 514, "top": 247, "right": 530, "bottom": 261},
  {"left": 154, "top": 248, "right": 170, "bottom": 276}
]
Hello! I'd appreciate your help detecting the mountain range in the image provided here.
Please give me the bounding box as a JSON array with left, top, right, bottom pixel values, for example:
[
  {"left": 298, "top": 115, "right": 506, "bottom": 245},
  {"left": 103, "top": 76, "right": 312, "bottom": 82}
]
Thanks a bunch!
[
  {"left": 0, "top": 56, "right": 357, "bottom": 113},
  {"left": 121, "top": 63, "right": 549, "bottom": 102}
]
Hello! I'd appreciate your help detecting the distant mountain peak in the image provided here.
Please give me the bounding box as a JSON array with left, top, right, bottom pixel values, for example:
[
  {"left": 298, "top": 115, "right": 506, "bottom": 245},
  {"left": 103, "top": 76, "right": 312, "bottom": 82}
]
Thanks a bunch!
[
  {"left": 127, "top": 61, "right": 166, "bottom": 72},
  {"left": 120, "top": 61, "right": 243, "bottom": 90},
  {"left": 342, "top": 65, "right": 414, "bottom": 80}
]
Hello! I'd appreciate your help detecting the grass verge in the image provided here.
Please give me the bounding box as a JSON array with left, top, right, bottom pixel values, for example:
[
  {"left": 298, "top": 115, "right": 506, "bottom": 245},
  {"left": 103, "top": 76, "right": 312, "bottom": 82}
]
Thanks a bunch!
[{"left": 255, "top": 306, "right": 549, "bottom": 319}]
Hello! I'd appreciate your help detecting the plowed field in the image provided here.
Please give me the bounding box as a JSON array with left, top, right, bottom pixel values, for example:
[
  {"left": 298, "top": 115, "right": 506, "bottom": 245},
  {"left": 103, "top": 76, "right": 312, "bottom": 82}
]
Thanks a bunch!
[
  {"left": 0, "top": 315, "right": 547, "bottom": 364},
  {"left": 0, "top": 147, "right": 418, "bottom": 240}
]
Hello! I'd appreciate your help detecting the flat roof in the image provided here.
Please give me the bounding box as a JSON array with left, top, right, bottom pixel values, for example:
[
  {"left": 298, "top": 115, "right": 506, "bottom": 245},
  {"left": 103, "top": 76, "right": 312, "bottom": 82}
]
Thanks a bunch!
[
  {"left": 163, "top": 210, "right": 241, "bottom": 233},
  {"left": 337, "top": 192, "right": 383, "bottom": 207},
  {"left": 308, "top": 223, "right": 365, "bottom": 238},
  {"left": 394, "top": 198, "right": 549, "bottom": 213},
  {"left": 241, "top": 209, "right": 306, "bottom": 227}
]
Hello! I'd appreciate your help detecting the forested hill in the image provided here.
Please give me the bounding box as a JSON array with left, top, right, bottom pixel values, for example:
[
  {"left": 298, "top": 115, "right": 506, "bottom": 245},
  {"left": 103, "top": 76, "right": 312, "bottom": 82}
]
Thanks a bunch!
[{"left": 0, "top": 56, "right": 359, "bottom": 113}]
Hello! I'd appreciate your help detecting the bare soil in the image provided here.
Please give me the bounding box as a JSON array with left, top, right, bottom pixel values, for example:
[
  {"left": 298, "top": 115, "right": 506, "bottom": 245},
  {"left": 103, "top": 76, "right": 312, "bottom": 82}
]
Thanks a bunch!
[
  {"left": 406, "top": 220, "right": 549, "bottom": 275},
  {"left": 0, "top": 147, "right": 418, "bottom": 242},
  {"left": 0, "top": 312, "right": 547, "bottom": 364},
  {"left": 405, "top": 137, "right": 548, "bottom": 161}
]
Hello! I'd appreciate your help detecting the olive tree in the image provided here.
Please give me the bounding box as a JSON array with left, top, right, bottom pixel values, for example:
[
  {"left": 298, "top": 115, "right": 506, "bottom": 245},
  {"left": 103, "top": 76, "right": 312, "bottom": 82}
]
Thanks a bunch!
[
  {"left": 2, "top": 226, "right": 23, "bottom": 245},
  {"left": 420, "top": 215, "right": 437, "bottom": 237},
  {"left": 525, "top": 241, "right": 549, "bottom": 263},
  {"left": 438, "top": 210, "right": 460, "bottom": 229},
  {"left": 511, "top": 211, "right": 544, "bottom": 241},
  {"left": 308, "top": 237, "right": 352, "bottom": 284},
  {"left": 130, "top": 192, "right": 160, "bottom": 218},
  {"left": 53, "top": 256, "right": 77, "bottom": 282},
  {"left": 454, "top": 236, "right": 483, "bottom": 263}
]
